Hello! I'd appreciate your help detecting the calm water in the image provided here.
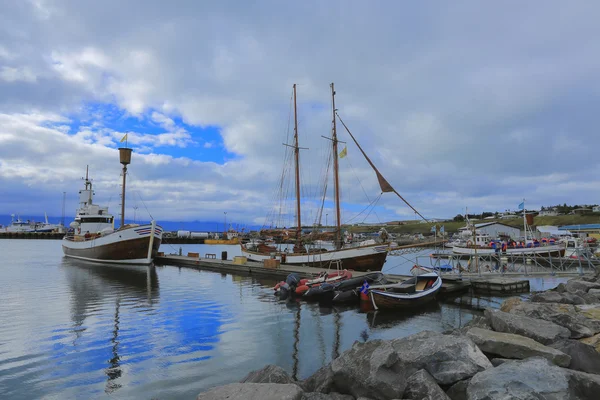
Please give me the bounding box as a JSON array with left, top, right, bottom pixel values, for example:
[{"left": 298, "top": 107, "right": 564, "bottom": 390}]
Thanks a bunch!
[{"left": 0, "top": 240, "right": 561, "bottom": 399}]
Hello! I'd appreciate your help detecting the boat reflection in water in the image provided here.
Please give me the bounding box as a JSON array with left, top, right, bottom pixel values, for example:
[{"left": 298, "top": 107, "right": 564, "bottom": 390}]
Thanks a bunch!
[{"left": 61, "top": 259, "right": 160, "bottom": 394}]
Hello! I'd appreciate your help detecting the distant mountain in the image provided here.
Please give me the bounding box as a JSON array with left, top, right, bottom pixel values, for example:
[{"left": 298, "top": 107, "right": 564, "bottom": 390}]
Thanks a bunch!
[{"left": 0, "top": 214, "right": 261, "bottom": 233}]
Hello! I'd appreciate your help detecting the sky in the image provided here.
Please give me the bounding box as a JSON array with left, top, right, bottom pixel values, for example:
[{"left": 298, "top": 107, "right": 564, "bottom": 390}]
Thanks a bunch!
[{"left": 2, "top": 1, "right": 600, "bottom": 228}]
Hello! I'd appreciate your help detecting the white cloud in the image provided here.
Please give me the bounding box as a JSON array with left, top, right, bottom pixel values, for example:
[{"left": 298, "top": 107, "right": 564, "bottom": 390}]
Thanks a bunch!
[{"left": 1, "top": 1, "right": 600, "bottom": 223}]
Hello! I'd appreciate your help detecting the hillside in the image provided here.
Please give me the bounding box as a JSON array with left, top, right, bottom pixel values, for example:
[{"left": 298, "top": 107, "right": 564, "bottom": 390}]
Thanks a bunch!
[{"left": 347, "top": 214, "right": 600, "bottom": 235}]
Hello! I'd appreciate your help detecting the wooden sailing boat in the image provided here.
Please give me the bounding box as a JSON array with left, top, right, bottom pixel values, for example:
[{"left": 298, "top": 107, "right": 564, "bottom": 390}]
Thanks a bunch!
[
  {"left": 62, "top": 147, "right": 163, "bottom": 264},
  {"left": 240, "top": 83, "right": 425, "bottom": 272}
]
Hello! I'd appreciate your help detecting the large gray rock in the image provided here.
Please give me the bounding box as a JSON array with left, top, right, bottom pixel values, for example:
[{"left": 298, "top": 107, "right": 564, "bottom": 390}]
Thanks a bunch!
[
  {"left": 549, "top": 339, "right": 600, "bottom": 374},
  {"left": 462, "top": 316, "right": 491, "bottom": 331},
  {"left": 302, "top": 394, "right": 331, "bottom": 400},
  {"left": 510, "top": 302, "right": 600, "bottom": 338},
  {"left": 484, "top": 308, "right": 571, "bottom": 344},
  {"left": 445, "top": 379, "right": 469, "bottom": 400},
  {"left": 391, "top": 331, "right": 492, "bottom": 386},
  {"left": 328, "top": 393, "right": 354, "bottom": 400},
  {"left": 403, "top": 369, "right": 450, "bottom": 400},
  {"left": 489, "top": 358, "right": 511, "bottom": 367},
  {"left": 466, "top": 327, "right": 571, "bottom": 367},
  {"left": 466, "top": 357, "right": 600, "bottom": 400},
  {"left": 302, "top": 393, "right": 354, "bottom": 400},
  {"left": 241, "top": 364, "right": 295, "bottom": 384},
  {"left": 566, "top": 279, "right": 600, "bottom": 294},
  {"left": 499, "top": 297, "right": 522, "bottom": 312},
  {"left": 531, "top": 290, "right": 587, "bottom": 305},
  {"left": 330, "top": 339, "right": 406, "bottom": 400},
  {"left": 301, "top": 365, "right": 335, "bottom": 393},
  {"left": 589, "top": 288, "right": 600, "bottom": 297},
  {"left": 197, "top": 383, "right": 303, "bottom": 400},
  {"left": 580, "top": 332, "right": 600, "bottom": 352}
]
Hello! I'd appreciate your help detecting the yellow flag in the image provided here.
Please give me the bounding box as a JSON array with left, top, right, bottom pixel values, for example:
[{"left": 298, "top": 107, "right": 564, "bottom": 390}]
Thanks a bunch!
[
  {"left": 339, "top": 146, "right": 347, "bottom": 158},
  {"left": 120, "top": 133, "right": 128, "bottom": 143}
]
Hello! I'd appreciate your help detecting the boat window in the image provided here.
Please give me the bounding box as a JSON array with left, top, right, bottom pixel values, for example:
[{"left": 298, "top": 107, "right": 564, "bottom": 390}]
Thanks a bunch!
[{"left": 81, "top": 217, "right": 111, "bottom": 223}]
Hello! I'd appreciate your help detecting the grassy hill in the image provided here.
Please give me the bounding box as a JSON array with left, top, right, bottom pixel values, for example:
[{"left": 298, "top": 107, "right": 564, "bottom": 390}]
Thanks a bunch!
[{"left": 347, "top": 214, "right": 600, "bottom": 236}]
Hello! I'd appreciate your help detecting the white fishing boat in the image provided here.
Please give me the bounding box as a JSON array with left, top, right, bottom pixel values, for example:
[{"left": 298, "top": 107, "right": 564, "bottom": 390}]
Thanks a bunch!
[
  {"left": 62, "top": 148, "right": 162, "bottom": 265},
  {"left": 3, "top": 215, "right": 36, "bottom": 233},
  {"left": 452, "top": 204, "right": 565, "bottom": 258},
  {"left": 241, "top": 84, "right": 425, "bottom": 271}
]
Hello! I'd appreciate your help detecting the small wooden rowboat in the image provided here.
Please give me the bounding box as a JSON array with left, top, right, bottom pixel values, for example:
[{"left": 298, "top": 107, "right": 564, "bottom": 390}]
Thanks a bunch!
[{"left": 369, "top": 272, "right": 442, "bottom": 310}]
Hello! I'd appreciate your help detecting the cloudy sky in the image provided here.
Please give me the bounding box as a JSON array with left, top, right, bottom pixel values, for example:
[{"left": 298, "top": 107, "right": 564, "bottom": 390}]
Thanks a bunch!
[{"left": 1, "top": 1, "right": 600, "bottom": 227}]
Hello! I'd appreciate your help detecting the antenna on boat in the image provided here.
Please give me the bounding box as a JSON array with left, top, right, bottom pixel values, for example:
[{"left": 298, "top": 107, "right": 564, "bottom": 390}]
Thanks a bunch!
[{"left": 118, "top": 146, "right": 133, "bottom": 228}]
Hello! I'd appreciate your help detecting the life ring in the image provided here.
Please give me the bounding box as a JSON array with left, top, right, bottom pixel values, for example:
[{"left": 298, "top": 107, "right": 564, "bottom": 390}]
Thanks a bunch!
[{"left": 467, "top": 240, "right": 473, "bottom": 246}]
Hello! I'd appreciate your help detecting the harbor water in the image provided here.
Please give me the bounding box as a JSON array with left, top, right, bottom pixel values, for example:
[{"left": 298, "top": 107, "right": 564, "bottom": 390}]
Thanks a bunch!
[{"left": 0, "top": 240, "right": 565, "bottom": 399}]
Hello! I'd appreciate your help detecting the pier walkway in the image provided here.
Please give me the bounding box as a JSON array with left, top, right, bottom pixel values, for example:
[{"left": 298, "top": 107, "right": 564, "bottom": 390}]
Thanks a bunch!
[{"left": 154, "top": 253, "right": 572, "bottom": 296}]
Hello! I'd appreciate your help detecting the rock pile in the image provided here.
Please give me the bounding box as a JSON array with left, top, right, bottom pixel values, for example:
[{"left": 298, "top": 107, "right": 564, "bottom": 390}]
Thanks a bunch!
[{"left": 196, "top": 274, "right": 600, "bottom": 400}]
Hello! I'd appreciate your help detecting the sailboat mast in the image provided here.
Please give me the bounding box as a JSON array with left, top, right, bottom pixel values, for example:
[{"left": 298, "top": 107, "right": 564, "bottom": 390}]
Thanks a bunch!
[
  {"left": 331, "top": 83, "right": 342, "bottom": 247},
  {"left": 293, "top": 84, "right": 302, "bottom": 240}
]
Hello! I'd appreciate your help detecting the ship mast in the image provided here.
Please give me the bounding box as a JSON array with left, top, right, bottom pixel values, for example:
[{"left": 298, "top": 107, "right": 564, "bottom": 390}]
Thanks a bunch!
[
  {"left": 118, "top": 147, "right": 132, "bottom": 228},
  {"left": 331, "top": 83, "right": 342, "bottom": 248},
  {"left": 293, "top": 84, "right": 302, "bottom": 241}
]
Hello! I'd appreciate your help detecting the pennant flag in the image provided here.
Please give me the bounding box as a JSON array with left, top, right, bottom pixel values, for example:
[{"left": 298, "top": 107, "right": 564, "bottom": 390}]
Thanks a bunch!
[
  {"left": 430, "top": 225, "right": 437, "bottom": 233},
  {"left": 120, "top": 133, "right": 128, "bottom": 143},
  {"left": 440, "top": 225, "right": 445, "bottom": 233},
  {"left": 360, "top": 280, "right": 370, "bottom": 295},
  {"left": 339, "top": 146, "right": 347, "bottom": 158},
  {"left": 518, "top": 201, "right": 524, "bottom": 210}
]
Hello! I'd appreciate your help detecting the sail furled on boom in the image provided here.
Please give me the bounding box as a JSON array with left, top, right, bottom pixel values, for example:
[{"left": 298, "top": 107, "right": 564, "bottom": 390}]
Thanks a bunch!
[{"left": 335, "top": 112, "right": 428, "bottom": 222}]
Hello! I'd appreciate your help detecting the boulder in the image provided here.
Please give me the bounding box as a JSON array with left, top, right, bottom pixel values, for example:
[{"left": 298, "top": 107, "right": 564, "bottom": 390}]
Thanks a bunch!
[
  {"left": 391, "top": 331, "right": 492, "bottom": 386},
  {"left": 589, "top": 288, "right": 600, "bottom": 300},
  {"left": 580, "top": 332, "right": 600, "bottom": 352},
  {"left": 509, "top": 302, "right": 600, "bottom": 338},
  {"left": 555, "top": 282, "right": 567, "bottom": 293},
  {"left": 301, "top": 365, "right": 335, "bottom": 393},
  {"left": 241, "top": 364, "right": 295, "bottom": 384},
  {"left": 465, "top": 327, "right": 571, "bottom": 367},
  {"left": 566, "top": 279, "right": 600, "bottom": 294},
  {"left": 581, "top": 292, "right": 600, "bottom": 304},
  {"left": 575, "top": 304, "right": 600, "bottom": 321},
  {"left": 462, "top": 316, "right": 491, "bottom": 331},
  {"left": 328, "top": 393, "right": 354, "bottom": 400},
  {"left": 499, "top": 297, "right": 521, "bottom": 312},
  {"left": 445, "top": 379, "right": 469, "bottom": 400},
  {"left": 196, "top": 383, "right": 303, "bottom": 400},
  {"left": 302, "top": 394, "right": 331, "bottom": 400},
  {"left": 403, "top": 369, "right": 450, "bottom": 400},
  {"left": 484, "top": 308, "right": 570, "bottom": 344},
  {"left": 489, "top": 358, "right": 511, "bottom": 367},
  {"left": 530, "top": 291, "right": 586, "bottom": 305},
  {"left": 330, "top": 339, "right": 405, "bottom": 400},
  {"left": 466, "top": 357, "right": 600, "bottom": 400},
  {"left": 302, "top": 393, "right": 354, "bottom": 400},
  {"left": 549, "top": 339, "right": 600, "bottom": 374}
]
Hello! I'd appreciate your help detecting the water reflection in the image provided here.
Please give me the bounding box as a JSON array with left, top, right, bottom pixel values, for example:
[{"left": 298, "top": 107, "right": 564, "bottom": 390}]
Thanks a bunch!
[
  {"left": 366, "top": 302, "right": 441, "bottom": 329},
  {"left": 61, "top": 260, "right": 160, "bottom": 394}
]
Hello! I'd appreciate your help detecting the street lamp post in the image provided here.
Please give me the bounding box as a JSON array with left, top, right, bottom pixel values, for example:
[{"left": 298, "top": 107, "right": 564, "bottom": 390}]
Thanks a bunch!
[{"left": 326, "top": 213, "right": 328, "bottom": 227}]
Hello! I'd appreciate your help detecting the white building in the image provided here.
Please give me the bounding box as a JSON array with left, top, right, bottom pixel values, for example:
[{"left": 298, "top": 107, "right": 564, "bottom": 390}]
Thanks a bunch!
[
  {"left": 459, "top": 222, "right": 521, "bottom": 239},
  {"left": 539, "top": 208, "right": 559, "bottom": 217},
  {"left": 593, "top": 206, "right": 600, "bottom": 213}
]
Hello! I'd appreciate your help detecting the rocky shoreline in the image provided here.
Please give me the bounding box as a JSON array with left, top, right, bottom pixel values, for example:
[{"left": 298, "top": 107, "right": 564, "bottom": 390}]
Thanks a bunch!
[{"left": 196, "top": 271, "right": 600, "bottom": 400}]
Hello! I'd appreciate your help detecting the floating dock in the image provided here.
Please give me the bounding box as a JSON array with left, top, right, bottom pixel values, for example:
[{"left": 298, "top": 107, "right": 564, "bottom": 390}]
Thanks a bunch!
[{"left": 154, "top": 253, "right": 556, "bottom": 296}]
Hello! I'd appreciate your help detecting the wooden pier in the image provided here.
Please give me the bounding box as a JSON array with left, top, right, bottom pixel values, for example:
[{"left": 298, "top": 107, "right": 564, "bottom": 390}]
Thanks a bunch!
[{"left": 154, "top": 253, "right": 547, "bottom": 296}]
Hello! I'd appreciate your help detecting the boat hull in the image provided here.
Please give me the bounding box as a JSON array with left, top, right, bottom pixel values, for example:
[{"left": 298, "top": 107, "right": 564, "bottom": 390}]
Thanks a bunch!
[
  {"left": 452, "top": 244, "right": 565, "bottom": 257},
  {"left": 369, "top": 274, "right": 442, "bottom": 310},
  {"left": 62, "top": 224, "right": 162, "bottom": 265},
  {"left": 241, "top": 243, "right": 389, "bottom": 272}
]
